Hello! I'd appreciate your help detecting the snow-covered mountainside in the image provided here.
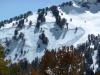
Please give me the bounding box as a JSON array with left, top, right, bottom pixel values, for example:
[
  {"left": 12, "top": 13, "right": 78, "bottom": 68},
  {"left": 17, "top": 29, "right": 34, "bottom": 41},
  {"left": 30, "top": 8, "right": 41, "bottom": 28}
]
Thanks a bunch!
[{"left": 0, "top": 1, "right": 100, "bottom": 68}]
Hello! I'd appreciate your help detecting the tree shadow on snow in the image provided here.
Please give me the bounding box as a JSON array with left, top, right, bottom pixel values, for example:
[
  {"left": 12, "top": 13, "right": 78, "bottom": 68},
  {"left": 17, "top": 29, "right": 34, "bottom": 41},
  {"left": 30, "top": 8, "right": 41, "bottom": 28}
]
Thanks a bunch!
[
  {"left": 34, "top": 27, "right": 39, "bottom": 34},
  {"left": 36, "top": 39, "right": 47, "bottom": 53},
  {"left": 61, "top": 28, "right": 68, "bottom": 39},
  {"left": 50, "top": 24, "right": 63, "bottom": 40},
  {"left": 6, "top": 39, "right": 19, "bottom": 54}
]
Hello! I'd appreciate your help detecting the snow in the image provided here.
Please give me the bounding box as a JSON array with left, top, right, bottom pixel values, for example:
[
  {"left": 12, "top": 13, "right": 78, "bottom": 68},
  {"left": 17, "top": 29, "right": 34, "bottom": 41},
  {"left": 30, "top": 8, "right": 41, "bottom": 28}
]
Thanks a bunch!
[
  {"left": 90, "top": 44, "right": 94, "bottom": 49},
  {"left": 45, "top": 11, "right": 56, "bottom": 22},
  {"left": 0, "top": 22, "right": 84, "bottom": 63},
  {"left": 0, "top": 1, "right": 100, "bottom": 64},
  {"left": 91, "top": 50, "right": 98, "bottom": 73},
  {"left": 59, "top": 2, "right": 100, "bottom": 46}
]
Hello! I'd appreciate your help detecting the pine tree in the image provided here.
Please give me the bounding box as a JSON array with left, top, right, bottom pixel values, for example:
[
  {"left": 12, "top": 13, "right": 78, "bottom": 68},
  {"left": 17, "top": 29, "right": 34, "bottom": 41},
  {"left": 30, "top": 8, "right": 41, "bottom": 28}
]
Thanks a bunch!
[
  {"left": 29, "top": 20, "right": 32, "bottom": 26},
  {"left": 14, "top": 29, "right": 18, "bottom": 36},
  {"left": 0, "top": 44, "right": 10, "bottom": 75},
  {"left": 39, "top": 31, "right": 49, "bottom": 45},
  {"left": 98, "top": 0, "right": 100, "bottom": 2}
]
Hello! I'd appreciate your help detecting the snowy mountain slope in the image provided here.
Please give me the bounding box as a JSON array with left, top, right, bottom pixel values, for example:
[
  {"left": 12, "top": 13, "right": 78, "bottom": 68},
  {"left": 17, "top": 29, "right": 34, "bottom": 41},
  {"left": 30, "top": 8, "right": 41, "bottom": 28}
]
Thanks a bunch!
[
  {"left": 0, "top": 1, "right": 100, "bottom": 66},
  {"left": 59, "top": 2, "right": 100, "bottom": 45},
  {"left": 0, "top": 21, "right": 84, "bottom": 63},
  {"left": 58, "top": 2, "right": 100, "bottom": 72}
]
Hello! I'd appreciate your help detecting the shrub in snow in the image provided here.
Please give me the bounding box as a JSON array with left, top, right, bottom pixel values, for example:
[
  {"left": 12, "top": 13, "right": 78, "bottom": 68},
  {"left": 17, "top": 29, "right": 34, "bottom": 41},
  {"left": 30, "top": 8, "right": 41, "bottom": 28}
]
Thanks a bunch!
[
  {"left": 59, "top": 18, "right": 66, "bottom": 29},
  {"left": 42, "top": 37, "right": 49, "bottom": 45},
  {"left": 0, "top": 21, "right": 4, "bottom": 28},
  {"left": 39, "top": 31, "right": 49, "bottom": 45},
  {"left": 14, "top": 29, "right": 18, "bottom": 36},
  {"left": 39, "top": 31, "right": 45, "bottom": 40},
  {"left": 74, "top": 27, "right": 78, "bottom": 33},
  {"left": 29, "top": 20, "right": 32, "bottom": 26},
  {"left": 18, "top": 32, "right": 24, "bottom": 40}
]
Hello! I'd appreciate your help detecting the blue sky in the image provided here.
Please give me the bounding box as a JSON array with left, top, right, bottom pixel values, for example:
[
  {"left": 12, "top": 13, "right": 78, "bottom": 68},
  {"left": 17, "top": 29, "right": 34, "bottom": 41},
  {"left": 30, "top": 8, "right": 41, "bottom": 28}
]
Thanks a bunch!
[{"left": 0, "top": 0, "right": 69, "bottom": 20}]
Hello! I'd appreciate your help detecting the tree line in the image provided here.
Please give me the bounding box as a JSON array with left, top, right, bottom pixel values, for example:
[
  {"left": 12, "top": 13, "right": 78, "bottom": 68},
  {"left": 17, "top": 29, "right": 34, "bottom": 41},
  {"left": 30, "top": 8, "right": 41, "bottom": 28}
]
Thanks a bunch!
[
  {"left": 0, "top": 11, "right": 32, "bottom": 28},
  {"left": 1, "top": 34, "right": 100, "bottom": 75}
]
